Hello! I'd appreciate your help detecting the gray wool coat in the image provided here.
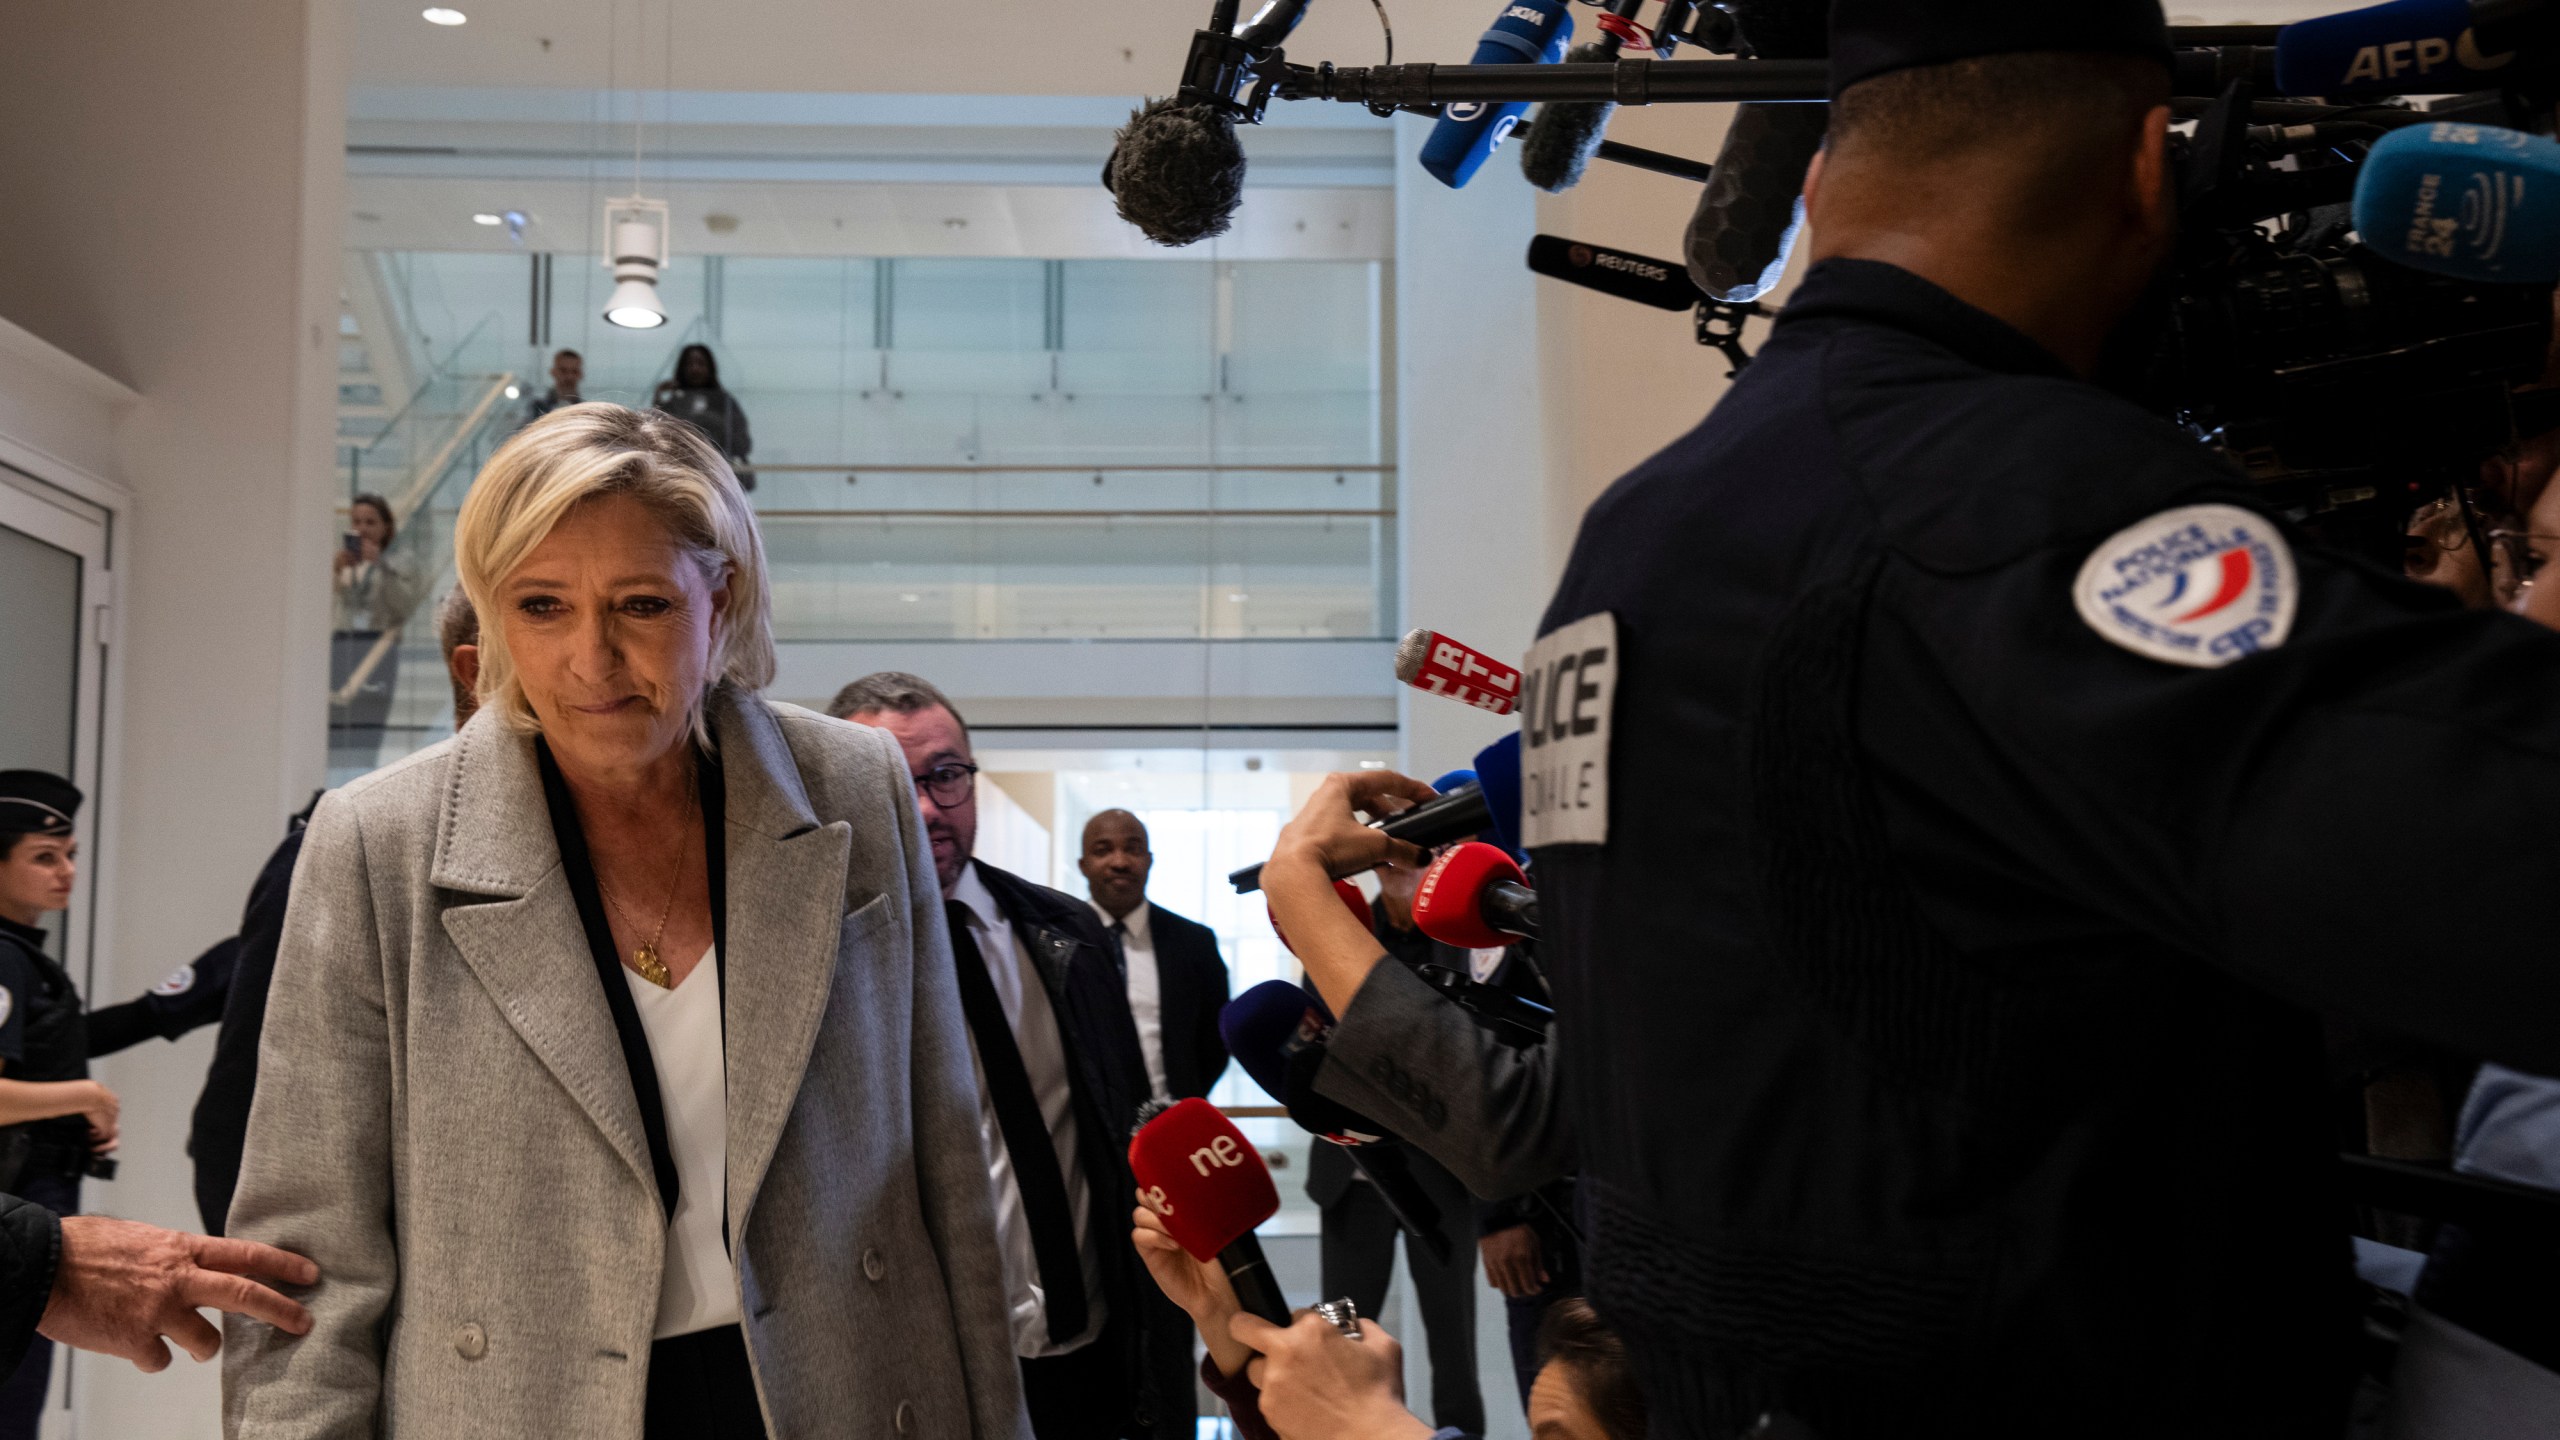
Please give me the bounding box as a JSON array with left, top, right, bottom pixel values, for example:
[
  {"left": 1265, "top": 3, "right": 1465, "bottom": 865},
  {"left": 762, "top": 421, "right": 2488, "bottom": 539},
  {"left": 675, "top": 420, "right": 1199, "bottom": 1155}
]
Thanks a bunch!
[{"left": 221, "top": 688, "right": 1031, "bottom": 1440}]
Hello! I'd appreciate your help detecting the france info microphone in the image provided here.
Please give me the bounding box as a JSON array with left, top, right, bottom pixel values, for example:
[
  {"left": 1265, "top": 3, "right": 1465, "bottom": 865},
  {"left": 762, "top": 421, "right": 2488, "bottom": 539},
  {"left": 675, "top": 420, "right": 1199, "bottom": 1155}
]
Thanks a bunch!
[
  {"left": 1129, "top": 1098, "right": 1291, "bottom": 1325},
  {"left": 1412, "top": 841, "right": 1540, "bottom": 947},
  {"left": 1395, "top": 627, "right": 1525, "bottom": 713},
  {"left": 1230, "top": 782, "right": 1494, "bottom": 893},
  {"left": 1419, "top": 0, "right": 1575, "bottom": 189},
  {"left": 2273, "top": 0, "right": 2524, "bottom": 99},
  {"left": 1527, "top": 234, "right": 1707, "bottom": 312},
  {"left": 2354, "top": 121, "right": 2560, "bottom": 282}
]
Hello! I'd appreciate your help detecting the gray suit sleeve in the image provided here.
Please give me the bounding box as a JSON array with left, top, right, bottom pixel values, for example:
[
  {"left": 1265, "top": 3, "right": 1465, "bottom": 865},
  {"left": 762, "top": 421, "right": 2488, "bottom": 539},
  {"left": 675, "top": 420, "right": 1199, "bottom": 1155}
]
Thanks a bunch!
[
  {"left": 1312, "top": 961, "right": 1573, "bottom": 1203},
  {"left": 884, "top": 736, "right": 1033, "bottom": 1440},
  {"left": 221, "top": 796, "right": 395, "bottom": 1439}
]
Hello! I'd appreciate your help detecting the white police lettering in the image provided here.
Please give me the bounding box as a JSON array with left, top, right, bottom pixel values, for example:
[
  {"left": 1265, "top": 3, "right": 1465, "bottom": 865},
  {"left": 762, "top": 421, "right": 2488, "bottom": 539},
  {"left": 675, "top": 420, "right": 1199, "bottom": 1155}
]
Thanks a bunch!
[
  {"left": 151, "top": 964, "right": 196, "bottom": 998},
  {"left": 2073, "top": 504, "right": 2298, "bottom": 669},
  {"left": 1188, "top": 1135, "right": 1245, "bottom": 1176},
  {"left": 1518, "top": 611, "right": 1616, "bottom": 847}
]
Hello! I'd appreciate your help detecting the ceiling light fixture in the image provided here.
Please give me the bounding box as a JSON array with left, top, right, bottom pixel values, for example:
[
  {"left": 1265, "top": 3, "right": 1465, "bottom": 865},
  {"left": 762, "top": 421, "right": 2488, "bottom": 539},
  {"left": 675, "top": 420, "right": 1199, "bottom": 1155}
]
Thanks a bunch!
[
  {"left": 421, "top": 7, "right": 467, "bottom": 24},
  {"left": 472, "top": 212, "right": 503, "bottom": 226},
  {"left": 602, "top": 196, "right": 670, "bottom": 329}
]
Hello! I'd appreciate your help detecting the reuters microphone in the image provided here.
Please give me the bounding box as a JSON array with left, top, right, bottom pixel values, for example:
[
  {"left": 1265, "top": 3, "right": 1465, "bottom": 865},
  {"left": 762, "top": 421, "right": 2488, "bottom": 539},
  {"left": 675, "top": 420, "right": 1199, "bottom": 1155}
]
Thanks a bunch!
[
  {"left": 1395, "top": 627, "right": 1523, "bottom": 715},
  {"left": 1129, "top": 1098, "right": 1291, "bottom": 1325}
]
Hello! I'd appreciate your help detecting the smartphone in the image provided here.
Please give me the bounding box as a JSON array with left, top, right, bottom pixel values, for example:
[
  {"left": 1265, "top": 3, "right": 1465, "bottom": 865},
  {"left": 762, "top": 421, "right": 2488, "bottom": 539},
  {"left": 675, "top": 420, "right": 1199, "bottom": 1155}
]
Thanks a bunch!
[{"left": 343, "top": 531, "right": 362, "bottom": 557}]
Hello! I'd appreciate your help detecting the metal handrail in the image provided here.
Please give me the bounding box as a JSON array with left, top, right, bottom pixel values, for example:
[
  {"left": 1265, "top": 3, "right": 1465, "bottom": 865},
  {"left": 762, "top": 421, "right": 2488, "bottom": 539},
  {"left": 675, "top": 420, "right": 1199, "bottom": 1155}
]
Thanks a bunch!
[{"left": 349, "top": 313, "right": 502, "bottom": 465}]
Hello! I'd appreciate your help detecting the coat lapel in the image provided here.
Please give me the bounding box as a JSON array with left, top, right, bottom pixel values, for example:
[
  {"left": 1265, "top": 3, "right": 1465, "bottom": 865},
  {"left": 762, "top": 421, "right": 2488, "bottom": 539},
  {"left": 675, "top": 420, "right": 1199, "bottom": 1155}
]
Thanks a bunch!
[
  {"left": 432, "top": 710, "right": 658, "bottom": 1200},
  {"left": 710, "top": 691, "right": 852, "bottom": 1225}
]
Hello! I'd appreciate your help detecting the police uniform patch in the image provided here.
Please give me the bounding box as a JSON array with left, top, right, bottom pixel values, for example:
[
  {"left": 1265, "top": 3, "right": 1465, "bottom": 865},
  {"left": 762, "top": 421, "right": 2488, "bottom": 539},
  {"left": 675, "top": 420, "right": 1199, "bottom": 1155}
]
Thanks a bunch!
[
  {"left": 0, "top": 988, "right": 14, "bottom": 1028},
  {"left": 2073, "top": 504, "right": 2298, "bottom": 668},
  {"left": 151, "top": 964, "right": 196, "bottom": 998}
]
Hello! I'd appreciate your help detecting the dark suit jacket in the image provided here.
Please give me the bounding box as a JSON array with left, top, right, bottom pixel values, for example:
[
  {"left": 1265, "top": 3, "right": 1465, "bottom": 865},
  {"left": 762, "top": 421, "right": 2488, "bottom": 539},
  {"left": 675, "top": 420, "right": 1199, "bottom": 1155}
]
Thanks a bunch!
[
  {"left": 189, "top": 822, "right": 307, "bottom": 1234},
  {"left": 974, "top": 861, "right": 1192, "bottom": 1438},
  {"left": 1144, "top": 903, "right": 1231, "bottom": 1102}
]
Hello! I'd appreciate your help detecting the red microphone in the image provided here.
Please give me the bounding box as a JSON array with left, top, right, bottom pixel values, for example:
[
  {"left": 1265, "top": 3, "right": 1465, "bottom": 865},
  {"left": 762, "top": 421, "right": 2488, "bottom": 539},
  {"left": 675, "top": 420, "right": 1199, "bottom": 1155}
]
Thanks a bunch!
[
  {"left": 1412, "top": 841, "right": 1540, "bottom": 948},
  {"left": 1129, "top": 1098, "right": 1291, "bottom": 1324},
  {"left": 1267, "top": 879, "right": 1373, "bottom": 958},
  {"left": 1394, "top": 628, "right": 1523, "bottom": 716}
]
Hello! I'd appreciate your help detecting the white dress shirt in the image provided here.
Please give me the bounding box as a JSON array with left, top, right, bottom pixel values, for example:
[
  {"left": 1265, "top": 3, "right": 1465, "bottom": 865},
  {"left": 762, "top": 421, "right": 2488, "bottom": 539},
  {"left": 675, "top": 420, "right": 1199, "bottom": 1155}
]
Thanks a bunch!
[
  {"left": 949, "top": 864, "right": 1106, "bottom": 1357},
  {"left": 1092, "top": 900, "right": 1170, "bottom": 1103},
  {"left": 620, "top": 946, "right": 744, "bottom": 1338}
]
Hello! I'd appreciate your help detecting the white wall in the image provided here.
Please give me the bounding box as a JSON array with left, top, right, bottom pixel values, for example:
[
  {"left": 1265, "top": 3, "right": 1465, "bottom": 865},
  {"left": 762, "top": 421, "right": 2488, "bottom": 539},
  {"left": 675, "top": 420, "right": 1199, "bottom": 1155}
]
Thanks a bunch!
[{"left": 0, "top": 1, "right": 347, "bottom": 1433}]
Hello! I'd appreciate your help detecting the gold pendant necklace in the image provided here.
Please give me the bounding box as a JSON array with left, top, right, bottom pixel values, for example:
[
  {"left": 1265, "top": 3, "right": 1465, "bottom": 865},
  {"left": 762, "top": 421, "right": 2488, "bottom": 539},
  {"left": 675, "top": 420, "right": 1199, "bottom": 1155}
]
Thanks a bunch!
[{"left": 594, "top": 787, "right": 699, "bottom": 990}]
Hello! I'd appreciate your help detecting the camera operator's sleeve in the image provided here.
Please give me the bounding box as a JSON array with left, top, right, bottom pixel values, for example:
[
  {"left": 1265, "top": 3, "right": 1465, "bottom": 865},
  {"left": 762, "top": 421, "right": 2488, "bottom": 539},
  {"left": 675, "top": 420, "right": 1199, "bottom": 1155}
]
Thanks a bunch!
[
  {"left": 0, "top": 1193, "right": 58, "bottom": 1376},
  {"left": 1316, "top": 960, "right": 1574, "bottom": 1201},
  {"left": 1871, "top": 478, "right": 2560, "bottom": 1076}
]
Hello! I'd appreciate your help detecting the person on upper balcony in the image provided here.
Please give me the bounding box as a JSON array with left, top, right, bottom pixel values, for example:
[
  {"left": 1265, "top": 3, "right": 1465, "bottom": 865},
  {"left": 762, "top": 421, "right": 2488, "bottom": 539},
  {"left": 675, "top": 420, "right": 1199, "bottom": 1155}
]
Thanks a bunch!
[{"left": 652, "top": 344, "right": 754, "bottom": 492}]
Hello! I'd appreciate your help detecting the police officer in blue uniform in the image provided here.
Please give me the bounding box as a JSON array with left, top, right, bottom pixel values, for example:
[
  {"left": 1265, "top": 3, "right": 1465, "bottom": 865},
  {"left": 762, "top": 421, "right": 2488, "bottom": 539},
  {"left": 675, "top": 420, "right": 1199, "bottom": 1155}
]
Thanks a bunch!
[{"left": 1522, "top": 2, "right": 2560, "bottom": 1436}]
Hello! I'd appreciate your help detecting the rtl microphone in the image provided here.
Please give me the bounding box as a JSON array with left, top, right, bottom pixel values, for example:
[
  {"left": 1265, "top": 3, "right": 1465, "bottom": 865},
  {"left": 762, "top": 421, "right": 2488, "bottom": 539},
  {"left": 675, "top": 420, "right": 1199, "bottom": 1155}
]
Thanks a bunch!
[
  {"left": 1527, "top": 234, "right": 1708, "bottom": 312},
  {"left": 1419, "top": 0, "right": 1575, "bottom": 189},
  {"left": 1412, "top": 841, "right": 1540, "bottom": 947},
  {"left": 1395, "top": 627, "right": 1524, "bottom": 714},
  {"left": 2354, "top": 120, "right": 2560, "bottom": 282},
  {"left": 1129, "top": 1097, "right": 1291, "bottom": 1325},
  {"left": 2272, "top": 0, "right": 2524, "bottom": 99}
]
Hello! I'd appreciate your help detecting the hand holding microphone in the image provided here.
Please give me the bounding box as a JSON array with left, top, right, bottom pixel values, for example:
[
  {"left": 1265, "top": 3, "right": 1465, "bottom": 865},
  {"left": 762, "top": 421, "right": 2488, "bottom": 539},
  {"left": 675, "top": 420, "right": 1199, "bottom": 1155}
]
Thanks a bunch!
[{"left": 1129, "top": 1098, "right": 1291, "bottom": 1326}]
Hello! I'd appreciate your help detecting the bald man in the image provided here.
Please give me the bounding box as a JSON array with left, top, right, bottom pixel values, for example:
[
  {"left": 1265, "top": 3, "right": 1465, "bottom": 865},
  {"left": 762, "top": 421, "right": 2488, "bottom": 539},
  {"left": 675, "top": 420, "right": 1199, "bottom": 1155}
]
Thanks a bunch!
[{"left": 1076, "top": 810, "right": 1230, "bottom": 1103}]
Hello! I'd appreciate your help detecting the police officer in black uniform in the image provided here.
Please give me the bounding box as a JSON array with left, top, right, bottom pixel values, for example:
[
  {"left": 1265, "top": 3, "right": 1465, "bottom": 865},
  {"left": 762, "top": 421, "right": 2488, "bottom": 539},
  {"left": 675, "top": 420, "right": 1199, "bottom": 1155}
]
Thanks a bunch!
[
  {"left": 0, "top": 772, "right": 119, "bottom": 1438},
  {"left": 1516, "top": 2, "right": 2560, "bottom": 1436}
]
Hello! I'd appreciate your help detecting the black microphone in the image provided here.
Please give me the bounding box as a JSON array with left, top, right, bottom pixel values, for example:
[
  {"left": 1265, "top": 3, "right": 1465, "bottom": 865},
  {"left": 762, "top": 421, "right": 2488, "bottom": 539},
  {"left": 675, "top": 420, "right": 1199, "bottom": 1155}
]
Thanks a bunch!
[
  {"left": 1528, "top": 234, "right": 1704, "bottom": 311},
  {"left": 1226, "top": 782, "right": 1492, "bottom": 894},
  {"left": 1685, "top": 0, "right": 1828, "bottom": 302},
  {"left": 1104, "top": 0, "right": 1312, "bottom": 247},
  {"left": 1520, "top": 39, "right": 1621, "bottom": 193}
]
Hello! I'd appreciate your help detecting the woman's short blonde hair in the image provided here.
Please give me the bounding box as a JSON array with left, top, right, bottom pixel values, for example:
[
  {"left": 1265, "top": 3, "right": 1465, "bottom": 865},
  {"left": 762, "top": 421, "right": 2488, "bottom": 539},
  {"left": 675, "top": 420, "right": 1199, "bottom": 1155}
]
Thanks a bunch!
[{"left": 453, "top": 402, "right": 775, "bottom": 737}]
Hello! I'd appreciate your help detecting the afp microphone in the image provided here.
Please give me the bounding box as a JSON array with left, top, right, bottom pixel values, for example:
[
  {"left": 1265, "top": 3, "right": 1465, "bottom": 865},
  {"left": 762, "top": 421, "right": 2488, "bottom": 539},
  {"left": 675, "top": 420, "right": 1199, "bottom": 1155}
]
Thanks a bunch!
[
  {"left": 1395, "top": 627, "right": 1524, "bottom": 713},
  {"left": 1129, "top": 1097, "right": 1292, "bottom": 1325},
  {"left": 1413, "top": 841, "right": 1540, "bottom": 947},
  {"left": 2273, "top": 0, "right": 2526, "bottom": 98},
  {"left": 1420, "top": 0, "right": 1575, "bottom": 189},
  {"left": 2354, "top": 120, "right": 2560, "bottom": 282}
]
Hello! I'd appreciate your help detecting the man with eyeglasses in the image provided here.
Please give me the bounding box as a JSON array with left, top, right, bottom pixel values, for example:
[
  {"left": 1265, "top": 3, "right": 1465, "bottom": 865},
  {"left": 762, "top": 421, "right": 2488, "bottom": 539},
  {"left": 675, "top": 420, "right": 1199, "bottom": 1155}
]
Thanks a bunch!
[{"left": 829, "top": 673, "right": 1186, "bottom": 1440}]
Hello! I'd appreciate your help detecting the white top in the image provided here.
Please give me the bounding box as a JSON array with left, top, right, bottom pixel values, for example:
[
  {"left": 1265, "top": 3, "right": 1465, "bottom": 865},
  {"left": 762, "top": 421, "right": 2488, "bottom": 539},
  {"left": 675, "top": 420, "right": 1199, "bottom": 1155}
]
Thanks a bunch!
[
  {"left": 621, "top": 946, "right": 743, "bottom": 1339},
  {"left": 1091, "top": 899, "right": 1169, "bottom": 1103},
  {"left": 949, "top": 864, "right": 1105, "bottom": 1357}
]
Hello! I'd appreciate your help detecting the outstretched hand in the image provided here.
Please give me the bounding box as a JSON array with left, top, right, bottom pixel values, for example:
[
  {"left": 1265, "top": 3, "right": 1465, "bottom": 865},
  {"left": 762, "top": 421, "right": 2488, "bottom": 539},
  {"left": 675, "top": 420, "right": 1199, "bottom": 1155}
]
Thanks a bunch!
[
  {"left": 39, "top": 1216, "right": 317, "bottom": 1372},
  {"left": 1269, "top": 771, "right": 1442, "bottom": 885},
  {"left": 1229, "top": 1309, "right": 1432, "bottom": 1440}
]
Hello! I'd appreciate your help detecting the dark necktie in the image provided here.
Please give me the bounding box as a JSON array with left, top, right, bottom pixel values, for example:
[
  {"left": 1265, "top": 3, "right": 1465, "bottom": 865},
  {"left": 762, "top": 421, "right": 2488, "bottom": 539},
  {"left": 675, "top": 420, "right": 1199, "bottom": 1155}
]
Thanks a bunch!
[
  {"left": 1107, "top": 918, "right": 1130, "bottom": 982},
  {"left": 944, "top": 900, "right": 1089, "bottom": 1343}
]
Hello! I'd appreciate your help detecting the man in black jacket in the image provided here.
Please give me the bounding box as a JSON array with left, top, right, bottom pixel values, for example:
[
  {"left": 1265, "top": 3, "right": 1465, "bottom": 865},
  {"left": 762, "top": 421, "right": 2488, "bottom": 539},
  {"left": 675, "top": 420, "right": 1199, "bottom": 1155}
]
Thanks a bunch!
[
  {"left": 1075, "top": 809, "right": 1230, "bottom": 1103},
  {"left": 834, "top": 673, "right": 1186, "bottom": 1440}
]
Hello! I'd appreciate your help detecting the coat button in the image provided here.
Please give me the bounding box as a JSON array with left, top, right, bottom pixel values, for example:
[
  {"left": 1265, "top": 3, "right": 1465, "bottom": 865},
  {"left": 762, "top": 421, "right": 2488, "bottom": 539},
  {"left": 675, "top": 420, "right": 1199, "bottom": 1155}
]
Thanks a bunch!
[
  {"left": 894, "top": 1400, "right": 914, "bottom": 1433},
  {"left": 454, "top": 1322, "right": 487, "bottom": 1360},
  {"left": 863, "top": 1249, "right": 885, "bottom": 1282}
]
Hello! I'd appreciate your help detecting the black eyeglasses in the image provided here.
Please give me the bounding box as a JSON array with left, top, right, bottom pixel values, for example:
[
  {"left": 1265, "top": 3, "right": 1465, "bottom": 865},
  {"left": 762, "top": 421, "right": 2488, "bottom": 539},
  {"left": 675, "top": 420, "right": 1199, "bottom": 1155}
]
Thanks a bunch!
[{"left": 913, "top": 763, "right": 979, "bottom": 807}]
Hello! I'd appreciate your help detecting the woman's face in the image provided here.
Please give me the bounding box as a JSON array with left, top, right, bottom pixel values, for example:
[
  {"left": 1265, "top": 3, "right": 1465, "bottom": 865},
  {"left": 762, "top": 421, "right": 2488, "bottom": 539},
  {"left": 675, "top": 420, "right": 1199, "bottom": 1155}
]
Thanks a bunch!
[
  {"left": 500, "top": 494, "right": 728, "bottom": 778},
  {"left": 678, "top": 351, "right": 711, "bottom": 388},
  {"left": 0, "top": 834, "right": 76, "bottom": 926},
  {"left": 352, "top": 503, "right": 392, "bottom": 548}
]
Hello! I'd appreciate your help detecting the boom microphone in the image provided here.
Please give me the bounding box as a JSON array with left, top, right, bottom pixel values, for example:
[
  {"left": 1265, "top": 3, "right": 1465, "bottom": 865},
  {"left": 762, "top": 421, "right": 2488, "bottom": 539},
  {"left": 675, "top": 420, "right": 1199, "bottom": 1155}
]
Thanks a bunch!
[
  {"left": 1412, "top": 841, "right": 1540, "bottom": 947},
  {"left": 1420, "top": 0, "right": 1575, "bottom": 189},
  {"left": 1686, "top": 103, "right": 1827, "bottom": 302},
  {"left": 2354, "top": 120, "right": 2560, "bottom": 282},
  {"left": 1395, "top": 626, "right": 1525, "bottom": 713},
  {"left": 1527, "top": 234, "right": 1707, "bottom": 312},
  {"left": 2272, "top": 0, "right": 2525, "bottom": 99},
  {"left": 1108, "top": 100, "right": 1250, "bottom": 247},
  {"left": 1129, "top": 1097, "right": 1292, "bottom": 1324},
  {"left": 1520, "top": 40, "right": 1621, "bottom": 193}
]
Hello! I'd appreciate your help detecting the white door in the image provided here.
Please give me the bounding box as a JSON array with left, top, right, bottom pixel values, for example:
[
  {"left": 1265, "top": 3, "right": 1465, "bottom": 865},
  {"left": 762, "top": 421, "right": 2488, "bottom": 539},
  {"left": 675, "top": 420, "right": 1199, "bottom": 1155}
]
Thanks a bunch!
[{"left": 0, "top": 463, "right": 113, "bottom": 995}]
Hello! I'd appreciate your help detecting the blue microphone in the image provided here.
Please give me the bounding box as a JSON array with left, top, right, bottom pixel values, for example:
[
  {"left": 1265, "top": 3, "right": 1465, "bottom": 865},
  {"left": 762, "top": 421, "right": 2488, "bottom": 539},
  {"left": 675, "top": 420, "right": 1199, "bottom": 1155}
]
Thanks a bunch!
[
  {"left": 2354, "top": 121, "right": 2560, "bottom": 282},
  {"left": 1419, "top": 0, "right": 1575, "bottom": 190},
  {"left": 2273, "top": 0, "right": 2522, "bottom": 98}
]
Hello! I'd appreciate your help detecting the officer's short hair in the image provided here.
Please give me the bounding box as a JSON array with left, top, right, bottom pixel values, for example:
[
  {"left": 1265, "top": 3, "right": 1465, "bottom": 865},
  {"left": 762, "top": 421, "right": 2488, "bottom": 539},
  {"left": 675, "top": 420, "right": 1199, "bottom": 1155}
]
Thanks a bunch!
[
  {"left": 436, "top": 586, "right": 480, "bottom": 724},
  {"left": 827, "top": 672, "right": 967, "bottom": 736},
  {"left": 1537, "top": 1298, "right": 1647, "bottom": 1440},
  {"left": 1830, "top": 52, "right": 2166, "bottom": 212}
]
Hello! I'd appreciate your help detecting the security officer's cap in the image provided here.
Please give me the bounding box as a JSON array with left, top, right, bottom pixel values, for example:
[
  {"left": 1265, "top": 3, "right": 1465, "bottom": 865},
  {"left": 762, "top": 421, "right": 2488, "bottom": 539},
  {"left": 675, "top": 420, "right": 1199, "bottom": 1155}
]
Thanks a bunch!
[
  {"left": 1829, "top": 0, "right": 2172, "bottom": 97},
  {"left": 0, "top": 771, "right": 80, "bottom": 838}
]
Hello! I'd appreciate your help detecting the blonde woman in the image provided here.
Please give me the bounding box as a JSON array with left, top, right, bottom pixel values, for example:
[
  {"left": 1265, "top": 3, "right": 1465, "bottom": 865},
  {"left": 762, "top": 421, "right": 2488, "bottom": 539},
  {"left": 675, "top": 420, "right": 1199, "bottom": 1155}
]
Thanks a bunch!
[{"left": 223, "top": 405, "right": 1029, "bottom": 1439}]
